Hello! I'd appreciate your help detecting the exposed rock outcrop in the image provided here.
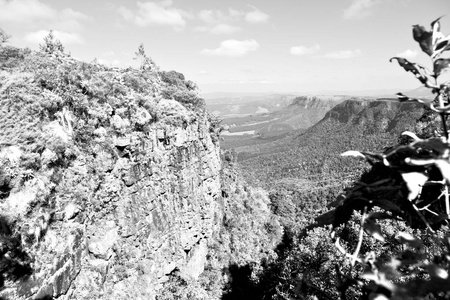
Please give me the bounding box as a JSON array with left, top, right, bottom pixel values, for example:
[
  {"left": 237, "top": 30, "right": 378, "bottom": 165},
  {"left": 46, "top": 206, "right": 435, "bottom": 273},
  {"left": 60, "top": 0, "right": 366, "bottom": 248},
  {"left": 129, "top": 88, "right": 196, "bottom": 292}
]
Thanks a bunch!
[
  {"left": 0, "top": 49, "right": 280, "bottom": 299},
  {"left": 1, "top": 112, "right": 222, "bottom": 300},
  {"left": 322, "top": 98, "right": 423, "bottom": 133}
]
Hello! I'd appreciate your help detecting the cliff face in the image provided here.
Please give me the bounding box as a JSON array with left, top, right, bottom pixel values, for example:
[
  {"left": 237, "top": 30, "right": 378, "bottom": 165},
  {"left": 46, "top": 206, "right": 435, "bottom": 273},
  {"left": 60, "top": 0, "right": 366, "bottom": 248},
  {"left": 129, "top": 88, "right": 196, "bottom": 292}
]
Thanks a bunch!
[
  {"left": 0, "top": 49, "right": 279, "bottom": 300},
  {"left": 289, "top": 96, "right": 343, "bottom": 110},
  {"left": 72, "top": 115, "right": 222, "bottom": 299},
  {"left": 322, "top": 98, "right": 424, "bottom": 133},
  {"left": 1, "top": 100, "right": 222, "bottom": 299}
]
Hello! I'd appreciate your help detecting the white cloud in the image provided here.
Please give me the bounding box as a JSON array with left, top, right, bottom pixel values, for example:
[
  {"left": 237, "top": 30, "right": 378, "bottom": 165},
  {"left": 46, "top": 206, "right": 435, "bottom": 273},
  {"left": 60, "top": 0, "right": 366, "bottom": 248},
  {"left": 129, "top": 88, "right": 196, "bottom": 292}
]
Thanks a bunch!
[
  {"left": 290, "top": 44, "right": 320, "bottom": 55},
  {"left": 0, "top": 0, "right": 55, "bottom": 22},
  {"left": 117, "top": 6, "right": 134, "bottom": 21},
  {"left": 118, "top": 1, "right": 189, "bottom": 29},
  {"left": 343, "top": 0, "right": 380, "bottom": 20},
  {"left": 198, "top": 10, "right": 220, "bottom": 23},
  {"left": 58, "top": 8, "right": 89, "bottom": 31},
  {"left": 195, "top": 23, "right": 240, "bottom": 34},
  {"left": 228, "top": 8, "right": 243, "bottom": 18},
  {"left": 0, "top": 0, "right": 87, "bottom": 48},
  {"left": 396, "top": 49, "right": 418, "bottom": 59},
  {"left": 196, "top": 7, "right": 268, "bottom": 34},
  {"left": 201, "top": 39, "right": 259, "bottom": 57},
  {"left": 0, "top": 0, "right": 87, "bottom": 31},
  {"left": 24, "top": 30, "right": 84, "bottom": 45},
  {"left": 245, "top": 8, "right": 269, "bottom": 24},
  {"left": 196, "top": 9, "right": 242, "bottom": 34},
  {"left": 323, "top": 49, "right": 361, "bottom": 59},
  {"left": 197, "top": 8, "right": 243, "bottom": 24}
]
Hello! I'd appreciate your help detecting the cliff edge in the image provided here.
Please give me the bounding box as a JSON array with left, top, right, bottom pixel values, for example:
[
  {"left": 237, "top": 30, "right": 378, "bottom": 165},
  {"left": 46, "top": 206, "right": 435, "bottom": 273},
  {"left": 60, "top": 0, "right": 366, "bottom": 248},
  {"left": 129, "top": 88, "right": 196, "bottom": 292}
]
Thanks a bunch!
[{"left": 0, "top": 45, "right": 280, "bottom": 299}]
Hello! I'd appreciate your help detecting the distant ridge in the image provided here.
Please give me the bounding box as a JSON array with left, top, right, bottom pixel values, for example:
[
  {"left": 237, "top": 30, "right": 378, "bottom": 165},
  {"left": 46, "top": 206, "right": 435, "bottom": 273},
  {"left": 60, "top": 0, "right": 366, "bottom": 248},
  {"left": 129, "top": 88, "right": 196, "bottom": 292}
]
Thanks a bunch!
[
  {"left": 237, "top": 97, "right": 425, "bottom": 187},
  {"left": 200, "top": 87, "right": 424, "bottom": 100}
]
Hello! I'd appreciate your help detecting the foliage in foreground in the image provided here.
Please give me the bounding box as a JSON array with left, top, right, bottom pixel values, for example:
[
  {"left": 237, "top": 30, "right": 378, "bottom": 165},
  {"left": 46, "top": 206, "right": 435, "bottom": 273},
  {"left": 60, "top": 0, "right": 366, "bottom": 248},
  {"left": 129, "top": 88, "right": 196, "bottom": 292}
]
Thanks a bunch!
[{"left": 327, "top": 17, "right": 450, "bottom": 299}]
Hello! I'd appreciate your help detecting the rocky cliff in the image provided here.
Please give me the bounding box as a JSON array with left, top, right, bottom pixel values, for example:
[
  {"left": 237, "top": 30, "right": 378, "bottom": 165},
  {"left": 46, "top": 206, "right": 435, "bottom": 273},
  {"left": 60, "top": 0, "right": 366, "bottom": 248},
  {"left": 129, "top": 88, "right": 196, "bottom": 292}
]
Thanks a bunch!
[
  {"left": 322, "top": 98, "right": 424, "bottom": 134},
  {"left": 0, "top": 46, "right": 279, "bottom": 299}
]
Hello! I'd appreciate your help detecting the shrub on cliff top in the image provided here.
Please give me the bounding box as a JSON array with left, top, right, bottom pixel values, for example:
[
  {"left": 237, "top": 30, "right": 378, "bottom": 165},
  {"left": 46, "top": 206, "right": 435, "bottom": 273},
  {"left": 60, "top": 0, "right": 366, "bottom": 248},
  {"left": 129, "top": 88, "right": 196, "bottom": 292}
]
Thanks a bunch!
[{"left": 160, "top": 70, "right": 204, "bottom": 109}]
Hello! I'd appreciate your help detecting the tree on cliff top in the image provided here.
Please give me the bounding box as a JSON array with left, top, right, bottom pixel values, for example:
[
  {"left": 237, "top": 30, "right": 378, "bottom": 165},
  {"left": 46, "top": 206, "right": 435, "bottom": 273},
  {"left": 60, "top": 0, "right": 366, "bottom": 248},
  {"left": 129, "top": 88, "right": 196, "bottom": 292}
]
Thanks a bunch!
[
  {"left": 0, "top": 28, "right": 10, "bottom": 45},
  {"left": 134, "top": 43, "right": 158, "bottom": 71},
  {"left": 39, "top": 30, "right": 64, "bottom": 54}
]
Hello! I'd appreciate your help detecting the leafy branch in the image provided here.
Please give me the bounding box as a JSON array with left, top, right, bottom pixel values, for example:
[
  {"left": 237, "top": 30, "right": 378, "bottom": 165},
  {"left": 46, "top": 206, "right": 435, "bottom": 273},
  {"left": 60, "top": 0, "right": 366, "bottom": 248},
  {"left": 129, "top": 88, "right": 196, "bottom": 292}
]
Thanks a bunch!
[{"left": 327, "top": 17, "right": 450, "bottom": 300}]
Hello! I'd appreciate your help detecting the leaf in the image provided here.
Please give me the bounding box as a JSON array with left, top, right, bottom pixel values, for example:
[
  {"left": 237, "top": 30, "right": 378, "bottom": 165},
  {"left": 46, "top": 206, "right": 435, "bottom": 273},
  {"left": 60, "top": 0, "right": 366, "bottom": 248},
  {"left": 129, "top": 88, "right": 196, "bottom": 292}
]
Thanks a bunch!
[
  {"left": 398, "top": 232, "right": 423, "bottom": 249},
  {"left": 405, "top": 158, "right": 436, "bottom": 166},
  {"left": 428, "top": 263, "right": 449, "bottom": 279},
  {"left": 368, "top": 211, "right": 395, "bottom": 221},
  {"left": 434, "top": 58, "right": 450, "bottom": 77},
  {"left": 396, "top": 93, "right": 434, "bottom": 105},
  {"left": 413, "top": 24, "right": 433, "bottom": 56},
  {"left": 401, "top": 172, "right": 428, "bottom": 201},
  {"left": 341, "top": 151, "right": 383, "bottom": 166},
  {"left": 372, "top": 199, "right": 403, "bottom": 214},
  {"left": 434, "top": 37, "right": 450, "bottom": 57},
  {"left": 431, "top": 17, "right": 444, "bottom": 45},
  {"left": 390, "top": 57, "right": 432, "bottom": 84},
  {"left": 364, "top": 218, "right": 385, "bottom": 242},
  {"left": 400, "top": 249, "right": 425, "bottom": 265},
  {"left": 341, "top": 150, "right": 365, "bottom": 158},
  {"left": 431, "top": 17, "right": 450, "bottom": 58},
  {"left": 402, "top": 131, "right": 421, "bottom": 142},
  {"left": 413, "top": 17, "right": 449, "bottom": 58},
  {"left": 413, "top": 137, "right": 450, "bottom": 153},
  {"left": 315, "top": 209, "right": 336, "bottom": 226},
  {"left": 362, "top": 271, "right": 378, "bottom": 282},
  {"left": 371, "top": 294, "right": 389, "bottom": 300},
  {"left": 434, "top": 159, "right": 450, "bottom": 184}
]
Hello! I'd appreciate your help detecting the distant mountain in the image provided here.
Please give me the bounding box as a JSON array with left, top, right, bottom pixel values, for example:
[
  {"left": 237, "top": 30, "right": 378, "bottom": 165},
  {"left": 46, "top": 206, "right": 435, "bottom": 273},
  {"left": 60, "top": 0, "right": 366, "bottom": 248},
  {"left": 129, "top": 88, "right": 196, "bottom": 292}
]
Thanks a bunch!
[
  {"left": 299, "top": 88, "right": 415, "bottom": 97},
  {"left": 219, "top": 95, "right": 345, "bottom": 149},
  {"left": 255, "top": 96, "right": 347, "bottom": 138},
  {"left": 205, "top": 93, "right": 298, "bottom": 117},
  {"left": 402, "top": 86, "right": 435, "bottom": 99},
  {"left": 201, "top": 92, "right": 271, "bottom": 100},
  {"left": 236, "top": 98, "right": 426, "bottom": 187},
  {"left": 373, "top": 86, "right": 435, "bottom": 99}
]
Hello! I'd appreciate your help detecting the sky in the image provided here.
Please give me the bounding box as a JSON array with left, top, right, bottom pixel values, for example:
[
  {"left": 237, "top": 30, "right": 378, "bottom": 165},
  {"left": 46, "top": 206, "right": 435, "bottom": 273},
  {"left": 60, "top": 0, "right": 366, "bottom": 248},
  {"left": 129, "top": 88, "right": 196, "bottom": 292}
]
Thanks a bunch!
[{"left": 1, "top": 0, "right": 450, "bottom": 95}]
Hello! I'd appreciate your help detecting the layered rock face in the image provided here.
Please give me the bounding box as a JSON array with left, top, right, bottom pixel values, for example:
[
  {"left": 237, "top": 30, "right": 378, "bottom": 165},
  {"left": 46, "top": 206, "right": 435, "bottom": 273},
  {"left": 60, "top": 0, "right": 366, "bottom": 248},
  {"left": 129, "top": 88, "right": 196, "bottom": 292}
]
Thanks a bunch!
[
  {"left": 75, "top": 116, "right": 222, "bottom": 299},
  {"left": 1, "top": 112, "right": 222, "bottom": 300},
  {"left": 323, "top": 98, "right": 423, "bottom": 133},
  {"left": 289, "top": 95, "right": 344, "bottom": 110}
]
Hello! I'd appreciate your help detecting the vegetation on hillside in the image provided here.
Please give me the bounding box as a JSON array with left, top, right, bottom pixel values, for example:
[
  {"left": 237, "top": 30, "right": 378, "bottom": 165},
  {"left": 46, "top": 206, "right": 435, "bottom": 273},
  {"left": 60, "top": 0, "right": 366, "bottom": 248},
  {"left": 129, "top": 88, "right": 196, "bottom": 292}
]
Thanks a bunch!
[{"left": 157, "top": 159, "right": 282, "bottom": 299}]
